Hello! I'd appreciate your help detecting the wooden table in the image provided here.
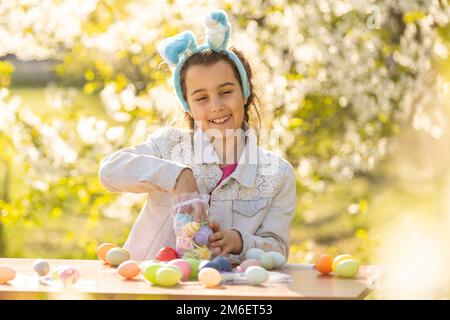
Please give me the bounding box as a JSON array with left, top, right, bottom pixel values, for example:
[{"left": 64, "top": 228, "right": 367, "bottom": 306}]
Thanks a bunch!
[{"left": 0, "top": 259, "right": 382, "bottom": 300}]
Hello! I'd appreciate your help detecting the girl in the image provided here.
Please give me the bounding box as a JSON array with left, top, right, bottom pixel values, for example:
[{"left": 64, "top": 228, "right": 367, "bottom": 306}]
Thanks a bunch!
[{"left": 99, "top": 10, "right": 297, "bottom": 263}]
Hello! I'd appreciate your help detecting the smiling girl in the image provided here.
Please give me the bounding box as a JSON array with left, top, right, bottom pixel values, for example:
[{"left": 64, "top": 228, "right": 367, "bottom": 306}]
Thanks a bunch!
[{"left": 99, "top": 10, "right": 297, "bottom": 263}]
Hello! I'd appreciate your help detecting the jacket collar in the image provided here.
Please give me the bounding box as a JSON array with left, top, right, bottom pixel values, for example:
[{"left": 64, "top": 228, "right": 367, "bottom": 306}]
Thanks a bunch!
[{"left": 192, "top": 121, "right": 258, "bottom": 188}]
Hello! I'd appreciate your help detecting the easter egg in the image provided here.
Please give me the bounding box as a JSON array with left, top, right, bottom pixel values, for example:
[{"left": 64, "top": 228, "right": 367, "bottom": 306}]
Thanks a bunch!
[
  {"left": 245, "top": 266, "right": 269, "bottom": 285},
  {"left": 32, "top": 259, "right": 50, "bottom": 276},
  {"left": 155, "top": 246, "right": 179, "bottom": 262},
  {"left": 245, "top": 248, "right": 265, "bottom": 260},
  {"left": 332, "top": 254, "right": 354, "bottom": 271},
  {"left": 51, "top": 266, "right": 66, "bottom": 280},
  {"left": 106, "top": 247, "right": 130, "bottom": 267},
  {"left": 140, "top": 260, "right": 156, "bottom": 273},
  {"left": 182, "top": 246, "right": 211, "bottom": 260},
  {"left": 164, "top": 265, "right": 183, "bottom": 278},
  {"left": 117, "top": 261, "right": 140, "bottom": 279},
  {"left": 156, "top": 267, "right": 182, "bottom": 287},
  {"left": 142, "top": 263, "right": 162, "bottom": 285},
  {"left": 176, "top": 236, "right": 195, "bottom": 253},
  {"left": 0, "top": 265, "right": 16, "bottom": 284},
  {"left": 315, "top": 254, "right": 333, "bottom": 275},
  {"left": 175, "top": 213, "right": 193, "bottom": 225},
  {"left": 259, "top": 252, "right": 275, "bottom": 270},
  {"left": 174, "top": 214, "right": 193, "bottom": 232},
  {"left": 212, "top": 256, "right": 232, "bottom": 272},
  {"left": 194, "top": 226, "right": 213, "bottom": 245},
  {"left": 197, "top": 246, "right": 211, "bottom": 260},
  {"left": 198, "top": 267, "right": 222, "bottom": 288},
  {"left": 239, "top": 259, "right": 262, "bottom": 272},
  {"left": 335, "top": 259, "right": 359, "bottom": 278},
  {"left": 184, "top": 258, "right": 201, "bottom": 279},
  {"left": 167, "top": 259, "right": 191, "bottom": 281},
  {"left": 267, "top": 251, "right": 286, "bottom": 268},
  {"left": 58, "top": 266, "right": 80, "bottom": 287},
  {"left": 198, "top": 259, "right": 210, "bottom": 270},
  {"left": 199, "top": 261, "right": 221, "bottom": 272},
  {"left": 96, "top": 243, "right": 118, "bottom": 262},
  {"left": 182, "top": 221, "right": 201, "bottom": 237}
]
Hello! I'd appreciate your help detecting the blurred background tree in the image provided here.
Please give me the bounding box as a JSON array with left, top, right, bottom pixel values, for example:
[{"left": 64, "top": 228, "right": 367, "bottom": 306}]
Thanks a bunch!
[{"left": 0, "top": 0, "right": 449, "bottom": 298}]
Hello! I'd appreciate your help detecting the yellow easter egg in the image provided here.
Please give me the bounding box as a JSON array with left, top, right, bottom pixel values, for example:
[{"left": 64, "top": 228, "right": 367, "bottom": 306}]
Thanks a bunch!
[
  {"left": 332, "top": 254, "right": 353, "bottom": 271},
  {"left": 197, "top": 246, "right": 211, "bottom": 260},
  {"left": 97, "top": 243, "right": 119, "bottom": 262},
  {"left": 198, "top": 267, "right": 222, "bottom": 288},
  {"left": 182, "top": 222, "right": 201, "bottom": 237},
  {"left": 335, "top": 259, "right": 359, "bottom": 278}
]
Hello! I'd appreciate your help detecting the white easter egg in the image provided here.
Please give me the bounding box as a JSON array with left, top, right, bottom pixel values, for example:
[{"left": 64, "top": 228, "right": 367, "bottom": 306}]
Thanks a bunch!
[
  {"left": 245, "top": 266, "right": 269, "bottom": 285},
  {"left": 245, "top": 248, "right": 265, "bottom": 260}
]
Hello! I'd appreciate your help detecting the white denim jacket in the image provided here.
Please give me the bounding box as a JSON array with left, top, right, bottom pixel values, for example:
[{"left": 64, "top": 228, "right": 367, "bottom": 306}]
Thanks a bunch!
[{"left": 98, "top": 123, "right": 297, "bottom": 263}]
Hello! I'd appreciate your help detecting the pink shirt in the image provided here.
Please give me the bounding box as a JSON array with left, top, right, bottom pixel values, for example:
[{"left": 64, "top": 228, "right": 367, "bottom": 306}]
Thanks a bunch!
[{"left": 210, "top": 164, "right": 238, "bottom": 195}]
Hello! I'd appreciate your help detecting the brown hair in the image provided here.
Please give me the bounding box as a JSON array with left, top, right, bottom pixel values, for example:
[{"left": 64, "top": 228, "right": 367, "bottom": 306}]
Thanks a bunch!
[{"left": 180, "top": 47, "right": 261, "bottom": 140}]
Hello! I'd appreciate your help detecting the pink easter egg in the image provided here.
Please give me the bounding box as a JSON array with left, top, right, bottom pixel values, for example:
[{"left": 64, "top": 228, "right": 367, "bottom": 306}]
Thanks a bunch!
[
  {"left": 167, "top": 259, "right": 192, "bottom": 282},
  {"left": 239, "top": 259, "right": 262, "bottom": 272},
  {"left": 58, "top": 266, "right": 80, "bottom": 287},
  {"left": 0, "top": 265, "right": 16, "bottom": 284},
  {"left": 178, "top": 203, "right": 193, "bottom": 214}
]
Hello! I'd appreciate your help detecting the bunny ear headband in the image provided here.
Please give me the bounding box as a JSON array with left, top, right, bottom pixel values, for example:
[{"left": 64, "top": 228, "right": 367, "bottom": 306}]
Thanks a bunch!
[{"left": 157, "top": 9, "right": 251, "bottom": 112}]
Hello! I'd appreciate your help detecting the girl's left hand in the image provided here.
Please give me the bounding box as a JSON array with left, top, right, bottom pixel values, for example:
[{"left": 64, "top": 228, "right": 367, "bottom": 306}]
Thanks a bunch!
[{"left": 208, "top": 222, "right": 243, "bottom": 256}]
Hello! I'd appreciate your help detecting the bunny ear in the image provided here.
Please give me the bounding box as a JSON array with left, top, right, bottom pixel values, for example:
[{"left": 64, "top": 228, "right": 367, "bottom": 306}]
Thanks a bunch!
[
  {"left": 203, "top": 10, "right": 231, "bottom": 50},
  {"left": 158, "top": 31, "right": 198, "bottom": 67}
]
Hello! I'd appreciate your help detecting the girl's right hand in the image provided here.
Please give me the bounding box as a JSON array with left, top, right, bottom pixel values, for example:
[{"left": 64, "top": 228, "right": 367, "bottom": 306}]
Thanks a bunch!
[
  {"left": 172, "top": 168, "right": 199, "bottom": 195},
  {"left": 172, "top": 168, "right": 208, "bottom": 221}
]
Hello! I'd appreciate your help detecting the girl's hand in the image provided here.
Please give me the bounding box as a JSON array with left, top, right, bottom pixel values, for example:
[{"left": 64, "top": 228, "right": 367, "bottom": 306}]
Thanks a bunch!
[
  {"left": 172, "top": 168, "right": 199, "bottom": 195},
  {"left": 172, "top": 169, "right": 208, "bottom": 222},
  {"left": 208, "top": 221, "right": 243, "bottom": 256}
]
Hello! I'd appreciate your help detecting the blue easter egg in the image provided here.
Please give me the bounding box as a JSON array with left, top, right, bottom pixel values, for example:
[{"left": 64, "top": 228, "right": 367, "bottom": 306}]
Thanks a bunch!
[
  {"left": 212, "top": 256, "right": 232, "bottom": 272},
  {"left": 176, "top": 213, "right": 192, "bottom": 224},
  {"left": 199, "top": 261, "right": 221, "bottom": 272}
]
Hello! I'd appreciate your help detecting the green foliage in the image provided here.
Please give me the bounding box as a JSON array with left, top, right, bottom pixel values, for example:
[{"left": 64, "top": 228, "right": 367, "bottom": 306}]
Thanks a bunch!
[
  {"left": 0, "top": 5, "right": 449, "bottom": 300},
  {"left": 0, "top": 61, "right": 14, "bottom": 87}
]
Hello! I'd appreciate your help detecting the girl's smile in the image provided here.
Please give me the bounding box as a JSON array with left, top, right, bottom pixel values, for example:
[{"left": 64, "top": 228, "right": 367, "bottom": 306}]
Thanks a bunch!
[{"left": 208, "top": 114, "right": 232, "bottom": 125}]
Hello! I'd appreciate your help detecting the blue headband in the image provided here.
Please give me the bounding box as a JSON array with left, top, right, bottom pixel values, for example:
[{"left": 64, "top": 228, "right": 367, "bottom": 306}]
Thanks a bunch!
[{"left": 157, "top": 10, "right": 251, "bottom": 112}]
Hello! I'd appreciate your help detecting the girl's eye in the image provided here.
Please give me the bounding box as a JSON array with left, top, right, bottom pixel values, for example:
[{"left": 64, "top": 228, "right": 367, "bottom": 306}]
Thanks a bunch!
[{"left": 196, "top": 91, "right": 232, "bottom": 102}]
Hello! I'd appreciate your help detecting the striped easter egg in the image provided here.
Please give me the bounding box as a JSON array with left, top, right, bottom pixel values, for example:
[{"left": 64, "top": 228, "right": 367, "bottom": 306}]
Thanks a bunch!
[{"left": 182, "top": 221, "right": 201, "bottom": 237}]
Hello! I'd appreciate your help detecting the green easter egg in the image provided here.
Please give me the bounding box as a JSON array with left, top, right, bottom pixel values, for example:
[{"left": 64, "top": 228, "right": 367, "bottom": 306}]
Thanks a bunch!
[
  {"left": 164, "top": 265, "right": 183, "bottom": 278},
  {"left": 184, "top": 258, "right": 201, "bottom": 279},
  {"left": 156, "top": 267, "right": 182, "bottom": 287},
  {"left": 106, "top": 248, "right": 130, "bottom": 267},
  {"left": 259, "top": 253, "right": 275, "bottom": 270},
  {"left": 267, "top": 251, "right": 286, "bottom": 268},
  {"left": 335, "top": 259, "right": 359, "bottom": 278},
  {"left": 143, "top": 263, "right": 162, "bottom": 285},
  {"left": 245, "top": 248, "right": 265, "bottom": 260},
  {"left": 51, "top": 266, "right": 66, "bottom": 280}
]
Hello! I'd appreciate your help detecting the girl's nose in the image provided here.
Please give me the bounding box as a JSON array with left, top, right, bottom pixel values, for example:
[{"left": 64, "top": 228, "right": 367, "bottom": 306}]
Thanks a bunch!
[{"left": 209, "top": 95, "right": 225, "bottom": 112}]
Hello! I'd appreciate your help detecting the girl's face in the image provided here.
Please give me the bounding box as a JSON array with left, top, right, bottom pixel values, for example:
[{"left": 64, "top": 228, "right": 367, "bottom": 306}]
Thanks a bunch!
[{"left": 185, "top": 60, "right": 245, "bottom": 138}]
